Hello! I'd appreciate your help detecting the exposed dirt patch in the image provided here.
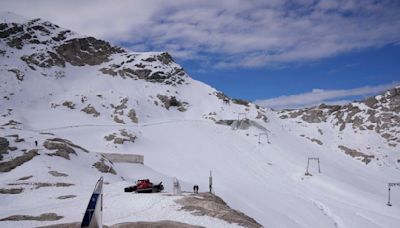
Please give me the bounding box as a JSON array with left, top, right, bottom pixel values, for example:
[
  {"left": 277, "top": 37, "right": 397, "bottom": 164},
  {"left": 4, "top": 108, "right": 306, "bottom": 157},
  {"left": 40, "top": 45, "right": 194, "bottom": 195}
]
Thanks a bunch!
[
  {"left": 8, "top": 182, "right": 74, "bottom": 189},
  {"left": 2, "top": 120, "right": 21, "bottom": 126},
  {"left": 18, "top": 175, "right": 33, "bottom": 180},
  {"left": 110, "top": 221, "right": 204, "bottom": 228},
  {"left": 0, "top": 188, "right": 23, "bottom": 194},
  {"left": 40, "top": 132, "right": 55, "bottom": 136},
  {"left": 49, "top": 171, "right": 68, "bottom": 177},
  {"left": 310, "top": 138, "right": 323, "bottom": 145},
  {"left": 299, "top": 135, "right": 323, "bottom": 145},
  {"left": 0, "top": 213, "right": 63, "bottom": 221},
  {"left": 176, "top": 193, "right": 262, "bottom": 228},
  {"left": 39, "top": 220, "right": 203, "bottom": 228},
  {"left": 56, "top": 195, "right": 76, "bottom": 200},
  {"left": 217, "top": 119, "right": 268, "bottom": 132}
]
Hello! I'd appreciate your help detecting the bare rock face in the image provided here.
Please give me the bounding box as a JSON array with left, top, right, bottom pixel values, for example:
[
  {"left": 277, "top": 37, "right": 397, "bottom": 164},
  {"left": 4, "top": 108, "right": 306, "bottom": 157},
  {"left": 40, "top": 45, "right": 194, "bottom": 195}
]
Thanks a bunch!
[
  {"left": 157, "top": 95, "right": 187, "bottom": 111},
  {"left": 1, "top": 18, "right": 72, "bottom": 52},
  {"left": 338, "top": 145, "right": 374, "bottom": 164},
  {"left": 18, "top": 175, "right": 33, "bottom": 180},
  {"left": 100, "top": 52, "right": 186, "bottom": 85},
  {"left": 278, "top": 87, "right": 400, "bottom": 147},
  {"left": 21, "top": 51, "right": 65, "bottom": 69},
  {"left": 364, "top": 97, "right": 378, "bottom": 108},
  {"left": 299, "top": 135, "right": 323, "bottom": 145},
  {"left": 0, "top": 188, "right": 23, "bottom": 194},
  {"left": 56, "top": 195, "right": 76, "bottom": 200},
  {"left": 176, "top": 193, "right": 262, "bottom": 228},
  {"left": 0, "top": 149, "right": 39, "bottom": 172},
  {"left": 385, "top": 87, "right": 400, "bottom": 113},
  {"left": 7, "top": 68, "right": 24, "bottom": 81},
  {"left": 44, "top": 140, "right": 76, "bottom": 160},
  {"left": 0, "top": 137, "right": 9, "bottom": 160},
  {"left": 81, "top": 104, "right": 100, "bottom": 117},
  {"left": 93, "top": 158, "right": 116, "bottom": 175},
  {"left": 232, "top": 98, "right": 250, "bottom": 107},
  {"left": 62, "top": 101, "right": 75, "bottom": 109},
  {"left": 301, "top": 109, "right": 325, "bottom": 123},
  {"left": 56, "top": 37, "right": 123, "bottom": 66},
  {"left": 112, "top": 98, "right": 128, "bottom": 115},
  {"left": 157, "top": 52, "right": 174, "bottom": 65},
  {"left": 127, "top": 109, "right": 138, "bottom": 123},
  {"left": 43, "top": 138, "right": 88, "bottom": 160},
  {"left": 104, "top": 129, "right": 136, "bottom": 144},
  {"left": 113, "top": 115, "right": 125, "bottom": 124},
  {"left": 256, "top": 111, "right": 268, "bottom": 122},
  {"left": 214, "top": 91, "right": 231, "bottom": 104}
]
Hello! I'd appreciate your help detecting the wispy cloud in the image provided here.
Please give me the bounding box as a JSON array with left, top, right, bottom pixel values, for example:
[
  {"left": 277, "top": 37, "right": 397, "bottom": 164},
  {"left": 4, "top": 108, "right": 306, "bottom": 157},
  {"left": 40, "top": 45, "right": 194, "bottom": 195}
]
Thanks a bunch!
[
  {"left": 254, "top": 82, "right": 400, "bottom": 109},
  {"left": 1, "top": 0, "right": 400, "bottom": 68}
]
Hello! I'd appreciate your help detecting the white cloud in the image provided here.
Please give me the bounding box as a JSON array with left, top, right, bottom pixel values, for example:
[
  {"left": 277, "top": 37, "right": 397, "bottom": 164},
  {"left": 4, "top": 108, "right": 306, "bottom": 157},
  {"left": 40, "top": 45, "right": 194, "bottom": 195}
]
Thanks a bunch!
[
  {"left": 0, "top": 0, "right": 399, "bottom": 68},
  {"left": 254, "top": 82, "right": 400, "bottom": 109}
]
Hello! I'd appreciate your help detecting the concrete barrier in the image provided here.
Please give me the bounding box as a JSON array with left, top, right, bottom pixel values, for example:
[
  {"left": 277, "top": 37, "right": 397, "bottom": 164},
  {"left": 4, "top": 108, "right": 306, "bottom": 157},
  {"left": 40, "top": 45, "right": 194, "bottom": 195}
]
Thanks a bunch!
[{"left": 101, "top": 153, "right": 144, "bottom": 164}]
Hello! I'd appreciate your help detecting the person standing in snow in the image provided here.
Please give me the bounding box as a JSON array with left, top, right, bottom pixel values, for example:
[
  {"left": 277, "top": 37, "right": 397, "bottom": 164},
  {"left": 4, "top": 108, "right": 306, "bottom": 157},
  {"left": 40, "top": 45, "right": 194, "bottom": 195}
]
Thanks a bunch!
[
  {"left": 35, "top": 140, "right": 38, "bottom": 147},
  {"left": 209, "top": 171, "right": 213, "bottom": 194},
  {"left": 173, "top": 177, "right": 181, "bottom": 195},
  {"left": 193, "top": 185, "right": 199, "bottom": 194}
]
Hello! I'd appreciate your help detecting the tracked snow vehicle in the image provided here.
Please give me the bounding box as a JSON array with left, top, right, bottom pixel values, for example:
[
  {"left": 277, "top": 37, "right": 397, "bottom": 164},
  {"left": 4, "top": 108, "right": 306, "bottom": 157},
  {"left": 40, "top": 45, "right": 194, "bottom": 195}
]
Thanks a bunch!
[{"left": 124, "top": 179, "right": 164, "bottom": 193}]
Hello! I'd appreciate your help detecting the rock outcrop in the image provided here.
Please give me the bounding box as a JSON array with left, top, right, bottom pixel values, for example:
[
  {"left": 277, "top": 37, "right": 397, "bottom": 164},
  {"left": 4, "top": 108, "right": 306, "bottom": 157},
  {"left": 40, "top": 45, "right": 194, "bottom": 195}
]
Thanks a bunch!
[{"left": 279, "top": 87, "right": 400, "bottom": 146}]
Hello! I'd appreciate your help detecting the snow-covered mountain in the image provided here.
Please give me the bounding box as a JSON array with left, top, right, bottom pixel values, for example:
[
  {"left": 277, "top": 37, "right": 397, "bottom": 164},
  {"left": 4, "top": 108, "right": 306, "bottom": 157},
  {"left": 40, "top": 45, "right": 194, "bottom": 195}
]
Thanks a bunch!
[
  {"left": 278, "top": 87, "right": 400, "bottom": 167},
  {"left": 1, "top": 12, "right": 400, "bottom": 228}
]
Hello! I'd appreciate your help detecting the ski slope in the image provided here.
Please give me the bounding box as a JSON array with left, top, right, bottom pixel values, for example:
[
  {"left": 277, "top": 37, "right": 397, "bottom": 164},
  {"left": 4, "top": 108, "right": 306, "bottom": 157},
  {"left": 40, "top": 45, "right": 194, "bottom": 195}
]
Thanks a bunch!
[{"left": 46, "top": 117, "right": 400, "bottom": 228}]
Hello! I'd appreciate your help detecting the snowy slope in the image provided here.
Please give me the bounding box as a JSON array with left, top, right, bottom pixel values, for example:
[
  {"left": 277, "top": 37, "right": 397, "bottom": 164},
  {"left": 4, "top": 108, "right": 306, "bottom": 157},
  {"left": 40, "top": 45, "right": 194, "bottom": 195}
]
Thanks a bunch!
[{"left": 1, "top": 12, "right": 400, "bottom": 228}]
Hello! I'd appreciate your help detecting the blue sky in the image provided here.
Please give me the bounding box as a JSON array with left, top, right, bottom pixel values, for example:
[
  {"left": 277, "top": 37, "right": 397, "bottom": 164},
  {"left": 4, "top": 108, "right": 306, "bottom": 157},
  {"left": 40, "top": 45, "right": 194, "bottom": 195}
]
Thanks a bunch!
[
  {"left": 1, "top": 0, "right": 400, "bottom": 109},
  {"left": 183, "top": 43, "right": 400, "bottom": 107}
]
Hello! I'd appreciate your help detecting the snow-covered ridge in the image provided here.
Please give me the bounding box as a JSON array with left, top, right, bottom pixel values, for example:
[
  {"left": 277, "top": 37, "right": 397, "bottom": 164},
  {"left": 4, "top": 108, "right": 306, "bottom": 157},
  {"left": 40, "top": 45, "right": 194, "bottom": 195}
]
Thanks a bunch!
[
  {"left": 0, "top": 11, "right": 31, "bottom": 24},
  {"left": 0, "top": 12, "right": 267, "bottom": 127},
  {"left": 278, "top": 87, "right": 399, "bottom": 168}
]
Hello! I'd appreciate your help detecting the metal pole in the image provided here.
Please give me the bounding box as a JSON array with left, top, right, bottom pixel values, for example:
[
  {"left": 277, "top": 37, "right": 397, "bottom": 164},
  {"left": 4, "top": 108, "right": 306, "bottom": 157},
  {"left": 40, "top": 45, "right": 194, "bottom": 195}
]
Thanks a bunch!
[
  {"left": 305, "top": 159, "right": 310, "bottom": 175},
  {"left": 318, "top": 159, "right": 321, "bottom": 173},
  {"left": 387, "top": 185, "right": 392, "bottom": 206}
]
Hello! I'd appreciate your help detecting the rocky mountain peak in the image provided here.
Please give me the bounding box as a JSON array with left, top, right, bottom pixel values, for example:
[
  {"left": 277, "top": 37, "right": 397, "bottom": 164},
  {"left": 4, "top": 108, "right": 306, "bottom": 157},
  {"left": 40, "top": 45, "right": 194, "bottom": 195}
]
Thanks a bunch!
[{"left": 0, "top": 13, "right": 187, "bottom": 85}]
